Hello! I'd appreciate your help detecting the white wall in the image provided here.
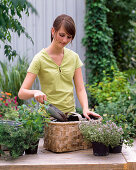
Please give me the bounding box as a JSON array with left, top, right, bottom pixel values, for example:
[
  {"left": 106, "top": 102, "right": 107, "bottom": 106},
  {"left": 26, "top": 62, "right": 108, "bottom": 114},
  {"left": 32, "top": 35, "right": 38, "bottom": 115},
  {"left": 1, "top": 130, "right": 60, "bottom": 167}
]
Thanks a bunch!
[{"left": 0, "top": 0, "right": 86, "bottom": 108}]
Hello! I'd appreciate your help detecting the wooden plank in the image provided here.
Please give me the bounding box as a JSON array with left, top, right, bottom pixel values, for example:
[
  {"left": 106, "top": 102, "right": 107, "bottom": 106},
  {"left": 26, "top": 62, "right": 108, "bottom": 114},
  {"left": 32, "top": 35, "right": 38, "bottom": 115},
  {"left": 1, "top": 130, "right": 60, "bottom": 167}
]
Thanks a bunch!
[{"left": 0, "top": 164, "right": 126, "bottom": 170}]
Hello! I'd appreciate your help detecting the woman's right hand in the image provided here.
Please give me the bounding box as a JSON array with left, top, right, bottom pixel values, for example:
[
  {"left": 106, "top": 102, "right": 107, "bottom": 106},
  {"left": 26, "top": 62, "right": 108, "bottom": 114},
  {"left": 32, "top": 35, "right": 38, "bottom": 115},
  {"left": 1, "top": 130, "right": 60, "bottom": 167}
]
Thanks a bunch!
[
  {"left": 34, "top": 90, "right": 47, "bottom": 104},
  {"left": 18, "top": 73, "right": 47, "bottom": 103}
]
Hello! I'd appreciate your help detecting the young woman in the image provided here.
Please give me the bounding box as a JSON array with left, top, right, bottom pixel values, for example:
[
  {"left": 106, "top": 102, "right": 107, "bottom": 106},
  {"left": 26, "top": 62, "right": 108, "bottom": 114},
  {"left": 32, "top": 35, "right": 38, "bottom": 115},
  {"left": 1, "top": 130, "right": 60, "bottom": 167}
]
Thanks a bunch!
[{"left": 18, "top": 14, "right": 101, "bottom": 120}]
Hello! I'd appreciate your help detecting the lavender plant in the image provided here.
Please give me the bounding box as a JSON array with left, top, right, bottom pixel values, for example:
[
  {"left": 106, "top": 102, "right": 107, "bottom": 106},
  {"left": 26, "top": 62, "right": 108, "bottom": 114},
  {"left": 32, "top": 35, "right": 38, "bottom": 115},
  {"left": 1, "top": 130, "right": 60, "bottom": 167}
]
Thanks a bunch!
[
  {"left": 79, "top": 120, "right": 124, "bottom": 147},
  {"left": 106, "top": 120, "right": 124, "bottom": 148}
]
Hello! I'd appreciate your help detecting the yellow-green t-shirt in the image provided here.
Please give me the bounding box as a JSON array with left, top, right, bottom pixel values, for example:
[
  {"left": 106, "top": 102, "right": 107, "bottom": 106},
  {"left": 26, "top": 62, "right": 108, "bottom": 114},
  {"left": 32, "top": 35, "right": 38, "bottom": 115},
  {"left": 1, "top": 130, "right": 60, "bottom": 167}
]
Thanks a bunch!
[{"left": 27, "top": 47, "right": 83, "bottom": 113}]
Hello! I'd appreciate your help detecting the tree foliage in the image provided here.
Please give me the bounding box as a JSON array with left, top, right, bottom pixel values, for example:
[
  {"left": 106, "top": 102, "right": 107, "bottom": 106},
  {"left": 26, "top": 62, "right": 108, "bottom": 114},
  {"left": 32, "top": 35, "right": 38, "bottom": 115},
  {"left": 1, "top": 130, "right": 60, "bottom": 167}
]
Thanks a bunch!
[
  {"left": 0, "top": 0, "right": 37, "bottom": 61},
  {"left": 82, "top": 0, "right": 118, "bottom": 84}
]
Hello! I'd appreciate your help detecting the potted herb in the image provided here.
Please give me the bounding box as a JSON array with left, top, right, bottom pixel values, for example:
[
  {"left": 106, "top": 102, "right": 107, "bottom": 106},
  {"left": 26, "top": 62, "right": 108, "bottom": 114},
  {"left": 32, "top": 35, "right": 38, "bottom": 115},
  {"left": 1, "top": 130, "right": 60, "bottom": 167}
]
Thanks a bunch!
[
  {"left": 95, "top": 101, "right": 134, "bottom": 147},
  {"left": 0, "top": 122, "right": 29, "bottom": 159},
  {"left": 105, "top": 120, "right": 124, "bottom": 153},
  {"left": 17, "top": 101, "right": 50, "bottom": 154},
  {"left": 79, "top": 120, "right": 124, "bottom": 156}
]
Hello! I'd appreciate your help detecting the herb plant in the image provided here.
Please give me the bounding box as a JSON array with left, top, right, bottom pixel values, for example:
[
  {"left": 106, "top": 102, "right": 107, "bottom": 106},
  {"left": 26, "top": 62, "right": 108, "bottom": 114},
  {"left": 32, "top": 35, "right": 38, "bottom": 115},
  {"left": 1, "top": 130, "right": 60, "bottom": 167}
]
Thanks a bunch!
[
  {"left": 79, "top": 120, "right": 124, "bottom": 147},
  {"left": 95, "top": 97, "right": 135, "bottom": 146},
  {"left": 17, "top": 101, "right": 50, "bottom": 147},
  {"left": 0, "top": 123, "right": 29, "bottom": 159}
]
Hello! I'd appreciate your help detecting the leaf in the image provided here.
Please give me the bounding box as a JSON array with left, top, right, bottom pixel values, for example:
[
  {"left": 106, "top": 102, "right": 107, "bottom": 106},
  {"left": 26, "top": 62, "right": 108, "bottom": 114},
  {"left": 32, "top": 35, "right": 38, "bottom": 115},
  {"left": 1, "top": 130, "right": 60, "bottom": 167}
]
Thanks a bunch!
[{"left": 31, "top": 100, "right": 36, "bottom": 106}]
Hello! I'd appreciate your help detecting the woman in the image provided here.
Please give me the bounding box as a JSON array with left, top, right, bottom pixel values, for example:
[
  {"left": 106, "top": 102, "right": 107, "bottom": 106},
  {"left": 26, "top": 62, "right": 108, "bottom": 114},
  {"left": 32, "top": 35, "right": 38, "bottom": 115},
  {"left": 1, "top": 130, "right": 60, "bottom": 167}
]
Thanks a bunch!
[{"left": 18, "top": 14, "right": 101, "bottom": 120}]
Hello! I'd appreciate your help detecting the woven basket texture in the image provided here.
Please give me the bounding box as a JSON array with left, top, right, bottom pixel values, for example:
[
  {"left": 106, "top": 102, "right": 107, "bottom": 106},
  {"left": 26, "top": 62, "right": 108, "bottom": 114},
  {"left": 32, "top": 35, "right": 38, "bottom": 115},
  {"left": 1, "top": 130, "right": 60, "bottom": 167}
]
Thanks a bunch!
[{"left": 44, "top": 121, "right": 92, "bottom": 153}]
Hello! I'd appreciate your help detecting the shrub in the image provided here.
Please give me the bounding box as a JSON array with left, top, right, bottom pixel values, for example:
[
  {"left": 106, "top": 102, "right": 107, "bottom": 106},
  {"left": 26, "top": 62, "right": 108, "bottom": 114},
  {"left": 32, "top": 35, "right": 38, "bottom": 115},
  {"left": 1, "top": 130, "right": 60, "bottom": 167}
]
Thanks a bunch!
[
  {"left": 88, "top": 68, "right": 130, "bottom": 105},
  {"left": 88, "top": 68, "right": 136, "bottom": 143}
]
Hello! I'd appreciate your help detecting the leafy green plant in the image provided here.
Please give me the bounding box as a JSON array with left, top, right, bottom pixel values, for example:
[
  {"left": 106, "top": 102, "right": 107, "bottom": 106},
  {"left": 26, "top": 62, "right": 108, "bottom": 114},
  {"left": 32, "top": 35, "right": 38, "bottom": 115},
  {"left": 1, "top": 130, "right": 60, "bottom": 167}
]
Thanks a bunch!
[
  {"left": 76, "top": 107, "right": 83, "bottom": 114},
  {"left": 0, "top": 123, "right": 29, "bottom": 159},
  {"left": 88, "top": 68, "right": 130, "bottom": 105},
  {"left": 88, "top": 68, "right": 135, "bottom": 145},
  {"left": 17, "top": 101, "right": 50, "bottom": 148},
  {"left": 82, "top": 0, "right": 118, "bottom": 84},
  {"left": 79, "top": 120, "right": 123, "bottom": 147},
  {"left": 0, "top": 0, "right": 37, "bottom": 61},
  {"left": 125, "top": 92, "right": 136, "bottom": 138},
  {"left": 0, "top": 91, "right": 18, "bottom": 120},
  {"left": 124, "top": 69, "right": 136, "bottom": 86},
  {"left": 0, "top": 56, "right": 29, "bottom": 105},
  {"left": 106, "top": 121, "right": 124, "bottom": 148},
  {"left": 0, "top": 100, "right": 50, "bottom": 159},
  {"left": 95, "top": 99, "right": 135, "bottom": 146}
]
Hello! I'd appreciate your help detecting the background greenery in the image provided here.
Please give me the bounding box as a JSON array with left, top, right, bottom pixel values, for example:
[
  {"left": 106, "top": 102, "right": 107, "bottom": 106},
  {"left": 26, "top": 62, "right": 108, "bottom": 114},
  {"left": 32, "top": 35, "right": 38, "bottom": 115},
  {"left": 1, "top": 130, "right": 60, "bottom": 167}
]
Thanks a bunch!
[
  {"left": 83, "top": 0, "right": 136, "bottom": 84},
  {"left": 82, "top": 0, "right": 118, "bottom": 84},
  {"left": 88, "top": 69, "right": 136, "bottom": 144},
  {"left": 82, "top": 0, "right": 136, "bottom": 141},
  {"left": 106, "top": 0, "right": 136, "bottom": 71},
  {"left": 0, "top": 57, "right": 29, "bottom": 105}
]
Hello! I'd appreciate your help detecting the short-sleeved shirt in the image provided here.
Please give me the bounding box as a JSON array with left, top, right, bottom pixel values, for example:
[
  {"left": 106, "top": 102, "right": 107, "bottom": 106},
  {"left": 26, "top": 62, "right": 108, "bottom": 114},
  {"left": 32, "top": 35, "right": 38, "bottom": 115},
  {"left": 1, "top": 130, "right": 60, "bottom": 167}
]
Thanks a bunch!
[{"left": 27, "top": 47, "right": 83, "bottom": 113}]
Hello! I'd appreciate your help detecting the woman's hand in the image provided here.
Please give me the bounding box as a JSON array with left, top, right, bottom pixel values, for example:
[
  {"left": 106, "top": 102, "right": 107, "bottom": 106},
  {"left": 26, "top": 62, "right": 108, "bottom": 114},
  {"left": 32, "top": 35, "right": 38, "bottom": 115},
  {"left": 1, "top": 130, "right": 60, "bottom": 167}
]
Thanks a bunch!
[
  {"left": 34, "top": 90, "right": 47, "bottom": 104},
  {"left": 83, "top": 109, "right": 102, "bottom": 120}
]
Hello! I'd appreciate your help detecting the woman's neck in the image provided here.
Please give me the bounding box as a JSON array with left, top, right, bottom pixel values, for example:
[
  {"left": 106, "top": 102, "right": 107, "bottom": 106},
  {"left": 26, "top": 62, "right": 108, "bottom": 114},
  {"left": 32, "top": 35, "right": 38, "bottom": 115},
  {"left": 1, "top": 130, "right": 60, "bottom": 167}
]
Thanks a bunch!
[
  {"left": 46, "top": 42, "right": 64, "bottom": 55},
  {"left": 45, "top": 42, "right": 64, "bottom": 66}
]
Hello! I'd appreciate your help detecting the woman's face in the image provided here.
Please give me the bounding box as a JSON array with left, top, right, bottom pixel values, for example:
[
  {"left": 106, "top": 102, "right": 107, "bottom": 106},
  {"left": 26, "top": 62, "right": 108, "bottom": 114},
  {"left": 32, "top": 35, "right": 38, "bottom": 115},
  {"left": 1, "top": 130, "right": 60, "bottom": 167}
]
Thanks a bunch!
[{"left": 52, "top": 26, "right": 72, "bottom": 48}]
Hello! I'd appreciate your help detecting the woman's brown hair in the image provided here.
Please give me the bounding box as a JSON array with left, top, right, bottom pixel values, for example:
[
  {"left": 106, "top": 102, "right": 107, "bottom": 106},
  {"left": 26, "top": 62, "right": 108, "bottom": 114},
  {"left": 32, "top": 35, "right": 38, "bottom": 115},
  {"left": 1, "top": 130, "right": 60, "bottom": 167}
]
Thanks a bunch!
[{"left": 51, "top": 14, "right": 76, "bottom": 42}]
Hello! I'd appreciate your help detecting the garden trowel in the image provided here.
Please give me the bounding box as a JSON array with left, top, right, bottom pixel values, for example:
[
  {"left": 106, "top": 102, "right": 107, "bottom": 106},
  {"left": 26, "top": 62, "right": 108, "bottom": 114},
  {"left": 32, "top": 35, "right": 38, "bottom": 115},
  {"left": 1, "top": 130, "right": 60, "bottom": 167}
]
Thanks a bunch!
[{"left": 43, "top": 101, "right": 68, "bottom": 122}]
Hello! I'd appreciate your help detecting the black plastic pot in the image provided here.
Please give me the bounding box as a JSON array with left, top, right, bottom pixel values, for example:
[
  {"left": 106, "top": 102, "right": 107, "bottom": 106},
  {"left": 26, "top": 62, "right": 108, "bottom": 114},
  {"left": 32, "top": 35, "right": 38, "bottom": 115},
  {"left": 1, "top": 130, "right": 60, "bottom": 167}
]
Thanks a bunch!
[
  {"left": 82, "top": 114, "right": 99, "bottom": 120},
  {"left": 68, "top": 113, "right": 101, "bottom": 121},
  {"left": 109, "top": 145, "right": 122, "bottom": 153},
  {"left": 25, "top": 140, "right": 39, "bottom": 154},
  {"left": 92, "top": 142, "right": 109, "bottom": 156}
]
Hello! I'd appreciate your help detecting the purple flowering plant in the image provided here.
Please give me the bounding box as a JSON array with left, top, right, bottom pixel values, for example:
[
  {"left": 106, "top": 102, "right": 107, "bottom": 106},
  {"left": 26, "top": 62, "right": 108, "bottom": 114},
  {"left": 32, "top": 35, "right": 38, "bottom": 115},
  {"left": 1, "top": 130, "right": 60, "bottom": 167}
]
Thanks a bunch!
[
  {"left": 0, "top": 91, "right": 18, "bottom": 120},
  {"left": 105, "top": 120, "right": 124, "bottom": 148},
  {"left": 79, "top": 119, "right": 124, "bottom": 147}
]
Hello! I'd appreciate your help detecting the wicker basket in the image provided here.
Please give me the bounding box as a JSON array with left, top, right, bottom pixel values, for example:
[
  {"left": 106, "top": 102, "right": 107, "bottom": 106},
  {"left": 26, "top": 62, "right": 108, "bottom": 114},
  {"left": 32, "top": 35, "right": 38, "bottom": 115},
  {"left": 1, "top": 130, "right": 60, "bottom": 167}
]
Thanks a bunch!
[{"left": 44, "top": 121, "right": 92, "bottom": 153}]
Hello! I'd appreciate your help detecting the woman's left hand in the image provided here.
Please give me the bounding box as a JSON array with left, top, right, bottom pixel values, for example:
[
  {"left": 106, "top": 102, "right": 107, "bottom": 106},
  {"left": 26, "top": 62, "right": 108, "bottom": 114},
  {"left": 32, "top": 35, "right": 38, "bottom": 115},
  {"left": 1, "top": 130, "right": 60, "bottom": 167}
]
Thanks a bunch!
[{"left": 83, "top": 109, "right": 101, "bottom": 120}]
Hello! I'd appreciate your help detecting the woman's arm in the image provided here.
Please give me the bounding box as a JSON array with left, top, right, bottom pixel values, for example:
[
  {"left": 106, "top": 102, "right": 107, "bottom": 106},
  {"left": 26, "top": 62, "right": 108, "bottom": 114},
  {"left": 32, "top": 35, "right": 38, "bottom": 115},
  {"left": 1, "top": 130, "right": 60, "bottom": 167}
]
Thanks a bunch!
[
  {"left": 74, "top": 67, "right": 101, "bottom": 120},
  {"left": 18, "top": 72, "right": 47, "bottom": 103}
]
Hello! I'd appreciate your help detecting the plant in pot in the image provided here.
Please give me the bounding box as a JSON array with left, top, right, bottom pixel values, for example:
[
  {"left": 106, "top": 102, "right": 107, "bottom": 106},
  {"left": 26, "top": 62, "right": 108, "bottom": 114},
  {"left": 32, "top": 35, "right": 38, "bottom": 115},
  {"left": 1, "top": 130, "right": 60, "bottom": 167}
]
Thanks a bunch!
[
  {"left": 0, "top": 122, "right": 29, "bottom": 159},
  {"left": 95, "top": 100, "right": 134, "bottom": 147},
  {"left": 88, "top": 68, "right": 135, "bottom": 146},
  {"left": 105, "top": 120, "right": 124, "bottom": 153},
  {"left": 79, "top": 120, "right": 124, "bottom": 156},
  {"left": 17, "top": 101, "right": 50, "bottom": 154}
]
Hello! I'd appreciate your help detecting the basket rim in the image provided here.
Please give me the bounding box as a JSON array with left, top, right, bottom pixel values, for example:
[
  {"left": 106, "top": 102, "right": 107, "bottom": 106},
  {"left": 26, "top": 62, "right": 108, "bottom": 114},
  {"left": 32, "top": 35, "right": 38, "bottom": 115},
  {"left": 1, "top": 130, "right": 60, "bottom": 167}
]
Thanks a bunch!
[
  {"left": 45, "top": 116, "right": 102, "bottom": 125},
  {"left": 46, "top": 121, "right": 88, "bottom": 125}
]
